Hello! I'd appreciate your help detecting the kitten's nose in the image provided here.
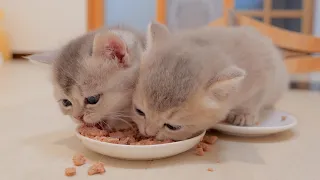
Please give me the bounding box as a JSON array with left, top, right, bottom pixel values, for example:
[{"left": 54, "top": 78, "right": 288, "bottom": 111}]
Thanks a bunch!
[
  {"left": 74, "top": 114, "right": 84, "bottom": 122},
  {"left": 145, "top": 126, "right": 157, "bottom": 137}
]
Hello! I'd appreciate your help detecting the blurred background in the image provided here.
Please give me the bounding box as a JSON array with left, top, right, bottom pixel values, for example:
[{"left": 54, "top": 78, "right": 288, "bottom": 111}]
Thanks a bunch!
[{"left": 1, "top": 0, "right": 319, "bottom": 90}]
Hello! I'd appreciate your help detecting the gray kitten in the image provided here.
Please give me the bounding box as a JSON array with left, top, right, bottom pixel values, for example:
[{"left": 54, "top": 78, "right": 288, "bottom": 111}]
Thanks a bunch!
[
  {"left": 27, "top": 26, "right": 145, "bottom": 129},
  {"left": 132, "top": 22, "right": 288, "bottom": 140}
]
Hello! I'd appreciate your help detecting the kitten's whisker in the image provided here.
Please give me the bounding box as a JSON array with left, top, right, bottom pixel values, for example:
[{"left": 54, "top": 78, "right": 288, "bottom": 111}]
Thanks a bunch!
[
  {"left": 108, "top": 114, "right": 133, "bottom": 119},
  {"left": 109, "top": 113, "right": 134, "bottom": 117},
  {"left": 101, "top": 121, "right": 112, "bottom": 131},
  {"left": 103, "top": 115, "right": 133, "bottom": 129},
  {"left": 106, "top": 112, "right": 134, "bottom": 119},
  {"left": 97, "top": 123, "right": 104, "bottom": 130},
  {"left": 115, "top": 118, "right": 134, "bottom": 128},
  {"left": 102, "top": 110, "right": 130, "bottom": 114}
]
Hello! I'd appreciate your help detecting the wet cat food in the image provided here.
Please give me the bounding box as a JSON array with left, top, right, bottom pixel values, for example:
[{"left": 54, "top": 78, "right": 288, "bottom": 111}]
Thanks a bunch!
[
  {"left": 195, "top": 135, "right": 218, "bottom": 156},
  {"left": 78, "top": 124, "right": 174, "bottom": 145},
  {"left": 72, "top": 153, "right": 86, "bottom": 166},
  {"left": 78, "top": 126, "right": 108, "bottom": 138},
  {"left": 202, "top": 135, "right": 218, "bottom": 145},
  {"left": 195, "top": 147, "right": 205, "bottom": 156},
  {"left": 88, "top": 162, "right": 105, "bottom": 175},
  {"left": 197, "top": 142, "right": 210, "bottom": 152},
  {"left": 207, "top": 168, "right": 214, "bottom": 172},
  {"left": 65, "top": 167, "right": 76, "bottom": 176}
]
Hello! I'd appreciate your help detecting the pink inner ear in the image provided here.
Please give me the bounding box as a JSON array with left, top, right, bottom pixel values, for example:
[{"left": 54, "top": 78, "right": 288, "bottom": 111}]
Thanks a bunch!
[{"left": 106, "top": 40, "right": 127, "bottom": 64}]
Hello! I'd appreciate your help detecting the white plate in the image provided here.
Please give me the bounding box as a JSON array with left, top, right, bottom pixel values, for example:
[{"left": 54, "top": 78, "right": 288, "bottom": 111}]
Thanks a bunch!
[
  {"left": 212, "top": 110, "right": 297, "bottom": 137},
  {"left": 75, "top": 130, "right": 205, "bottom": 160}
]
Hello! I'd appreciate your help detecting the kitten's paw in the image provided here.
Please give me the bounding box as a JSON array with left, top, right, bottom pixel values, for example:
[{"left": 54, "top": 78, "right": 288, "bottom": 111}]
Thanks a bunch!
[{"left": 226, "top": 110, "right": 258, "bottom": 126}]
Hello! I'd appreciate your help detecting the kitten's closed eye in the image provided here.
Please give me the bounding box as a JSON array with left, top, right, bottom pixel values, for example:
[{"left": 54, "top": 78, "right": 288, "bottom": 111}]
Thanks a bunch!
[
  {"left": 135, "top": 108, "right": 145, "bottom": 116},
  {"left": 85, "top": 94, "right": 101, "bottom": 105},
  {"left": 62, "top": 99, "right": 72, "bottom": 107},
  {"left": 164, "top": 123, "right": 182, "bottom": 131}
]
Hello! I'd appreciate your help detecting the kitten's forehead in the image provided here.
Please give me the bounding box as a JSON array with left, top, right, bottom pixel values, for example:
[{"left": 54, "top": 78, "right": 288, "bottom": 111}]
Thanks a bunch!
[
  {"left": 53, "top": 27, "right": 144, "bottom": 97},
  {"left": 140, "top": 49, "right": 199, "bottom": 112},
  {"left": 52, "top": 32, "right": 95, "bottom": 95}
]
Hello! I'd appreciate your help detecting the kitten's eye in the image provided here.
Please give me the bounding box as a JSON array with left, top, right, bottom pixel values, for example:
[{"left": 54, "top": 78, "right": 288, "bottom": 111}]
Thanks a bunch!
[
  {"left": 89, "top": 47, "right": 93, "bottom": 56},
  {"left": 85, "top": 94, "right": 101, "bottom": 105},
  {"left": 164, "top": 123, "right": 182, "bottom": 131},
  {"left": 135, "top": 108, "right": 145, "bottom": 116},
  {"left": 62, "top": 99, "right": 72, "bottom": 107}
]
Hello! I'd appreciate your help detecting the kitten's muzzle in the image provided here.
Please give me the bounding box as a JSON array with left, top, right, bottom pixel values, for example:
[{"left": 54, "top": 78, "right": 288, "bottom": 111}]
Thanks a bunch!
[
  {"left": 73, "top": 114, "right": 84, "bottom": 122},
  {"left": 145, "top": 125, "right": 158, "bottom": 137}
]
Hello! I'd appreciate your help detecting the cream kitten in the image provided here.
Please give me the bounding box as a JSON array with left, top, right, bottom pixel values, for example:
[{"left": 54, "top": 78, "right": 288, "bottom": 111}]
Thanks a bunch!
[
  {"left": 132, "top": 22, "right": 288, "bottom": 140},
  {"left": 27, "top": 26, "right": 145, "bottom": 129}
]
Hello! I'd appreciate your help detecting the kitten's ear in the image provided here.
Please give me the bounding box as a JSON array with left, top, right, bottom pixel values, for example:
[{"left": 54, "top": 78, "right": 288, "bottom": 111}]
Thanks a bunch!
[
  {"left": 24, "top": 50, "right": 60, "bottom": 65},
  {"left": 92, "top": 32, "right": 129, "bottom": 66},
  {"left": 146, "top": 21, "right": 170, "bottom": 48},
  {"left": 207, "top": 66, "right": 246, "bottom": 101}
]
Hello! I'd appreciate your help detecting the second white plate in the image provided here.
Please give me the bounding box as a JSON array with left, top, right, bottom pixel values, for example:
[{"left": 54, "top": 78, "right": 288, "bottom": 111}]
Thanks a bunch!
[{"left": 212, "top": 110, "right": 297, "bottom": 137}]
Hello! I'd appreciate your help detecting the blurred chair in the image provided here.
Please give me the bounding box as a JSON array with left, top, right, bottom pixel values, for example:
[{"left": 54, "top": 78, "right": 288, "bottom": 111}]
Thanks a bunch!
[
  {"left": 156, "top": 0, "right": 320, "bottom": 74},
  {"left": 209, "top": 0, "right": 320, "bottom": 74}
]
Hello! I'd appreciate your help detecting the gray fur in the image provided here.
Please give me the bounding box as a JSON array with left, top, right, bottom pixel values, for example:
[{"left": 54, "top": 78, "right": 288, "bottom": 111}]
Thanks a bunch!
[
  {"left": 132, "top": 22, "right": 288, "bottom": 140},
  {"left": 54, "top": 26, "right": 146, "bottom": 96},
  {"left": 53, "top": 32, "right": 95, "bottom": 94},
  {"left": 144, "top": 51, "right": 199, "bottom": 111},
  {"left": 30, "top": 26, "right": 145, "bottom": 128}
]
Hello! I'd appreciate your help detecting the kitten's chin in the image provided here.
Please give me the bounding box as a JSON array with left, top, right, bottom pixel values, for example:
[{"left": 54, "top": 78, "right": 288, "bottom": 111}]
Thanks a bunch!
[{"left": 82, "top": 113, "right": 106, "bottom": 125}]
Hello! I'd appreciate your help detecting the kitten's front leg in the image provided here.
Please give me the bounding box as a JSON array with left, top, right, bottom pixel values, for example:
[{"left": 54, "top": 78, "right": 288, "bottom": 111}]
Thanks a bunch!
[{"left": 226, "top": 91, "right": 265, "bottom": 126}]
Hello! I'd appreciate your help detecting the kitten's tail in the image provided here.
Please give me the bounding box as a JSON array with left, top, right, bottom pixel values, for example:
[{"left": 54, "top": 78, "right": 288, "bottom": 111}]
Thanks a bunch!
[{"left": 227, "top": 9, "right": 239, "bottom": 26}]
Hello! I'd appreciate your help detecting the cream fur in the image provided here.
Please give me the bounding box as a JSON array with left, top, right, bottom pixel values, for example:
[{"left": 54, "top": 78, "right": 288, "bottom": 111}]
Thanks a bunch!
[{"left": 132, "top": 22, "right": 288, "bottom": 140}]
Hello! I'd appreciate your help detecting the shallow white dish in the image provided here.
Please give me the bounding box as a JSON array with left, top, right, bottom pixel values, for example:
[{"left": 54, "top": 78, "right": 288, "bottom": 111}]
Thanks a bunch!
[
  {"left": 75, "top": 130, "right": 205, "bottom": 160},
  {"left": 212, "top": 110, "right": 297, "bottom": 137}
]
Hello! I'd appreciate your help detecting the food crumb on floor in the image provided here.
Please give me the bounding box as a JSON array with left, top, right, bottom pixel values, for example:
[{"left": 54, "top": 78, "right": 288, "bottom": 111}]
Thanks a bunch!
[
  {"left": 194, "top": 135, "right": 218, "bottom": 156},
  {"left": 197, "top": 142, "right": 211, "bottom": 152},
  {"left": 88, "top": 162, "right": 105, "bottom": 175},
  {"left": 207, "top": 168, "right": 214, "bottom": 172},
  {"left": 65, "top": 167, "right": 76, "bottom": 176},
  {"left": 195, "top": 147, "right": 205, "bottom": 156},
  {"left": 72, "top": 153, "right": 86, "bottom": 166},
  {"left": 202, "top": 135, "right": 218, "bottom": 145}
]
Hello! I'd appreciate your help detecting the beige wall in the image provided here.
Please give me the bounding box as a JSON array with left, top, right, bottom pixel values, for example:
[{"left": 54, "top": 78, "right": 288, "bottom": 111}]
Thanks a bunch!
[{"left": 2, "top": 0, "right": 87, "bottom": 53}]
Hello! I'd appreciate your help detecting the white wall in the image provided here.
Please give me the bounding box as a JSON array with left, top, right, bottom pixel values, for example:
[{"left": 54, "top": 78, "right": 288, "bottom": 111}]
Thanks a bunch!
[{"left": 2, "top": 0, "right": 87, "bottom": 53}]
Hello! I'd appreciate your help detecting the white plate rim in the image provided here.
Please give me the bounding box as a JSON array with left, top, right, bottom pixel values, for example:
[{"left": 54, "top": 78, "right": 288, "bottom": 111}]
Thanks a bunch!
[
  {"left": 212, "top": 110, "right": 298, "bottom": 135},
  {"left": 75, "top": 129, "right": 206, "bottom": 148}
]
